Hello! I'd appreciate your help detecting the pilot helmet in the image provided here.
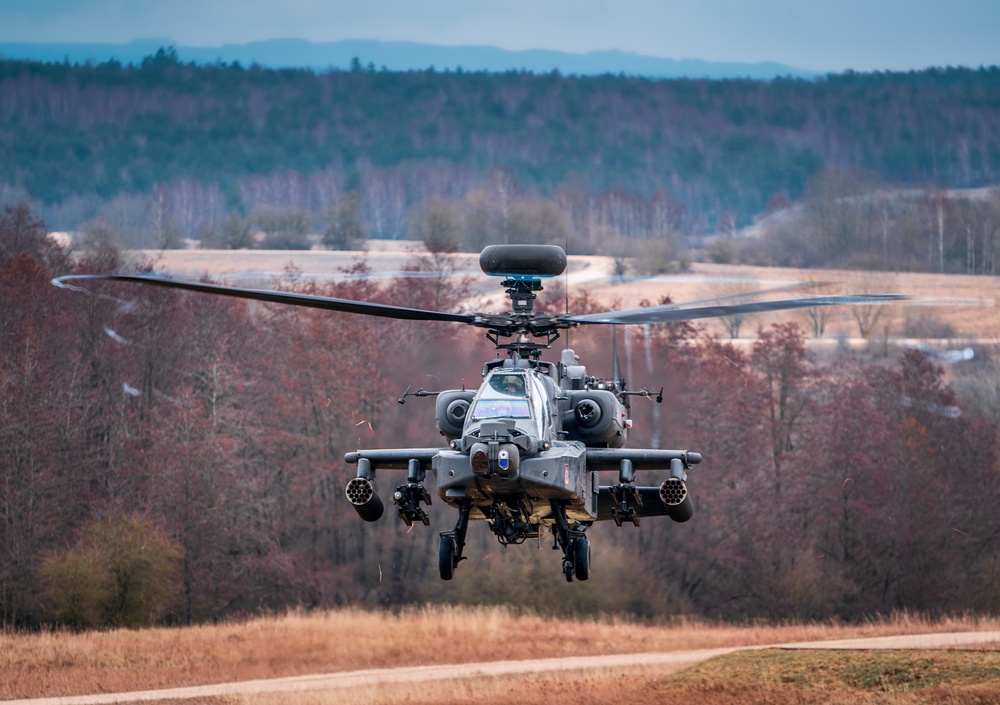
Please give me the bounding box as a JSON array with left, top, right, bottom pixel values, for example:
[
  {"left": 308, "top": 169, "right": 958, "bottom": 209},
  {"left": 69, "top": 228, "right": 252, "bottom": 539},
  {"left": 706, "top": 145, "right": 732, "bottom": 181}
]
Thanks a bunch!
[{"left": 497, "top": 374, "right": 524, "bottom": 395}]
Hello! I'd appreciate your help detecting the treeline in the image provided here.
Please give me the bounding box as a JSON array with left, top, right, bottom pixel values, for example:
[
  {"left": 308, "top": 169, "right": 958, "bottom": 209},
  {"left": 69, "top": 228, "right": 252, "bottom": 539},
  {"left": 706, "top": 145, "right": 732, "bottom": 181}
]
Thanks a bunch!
[
  {"left": 2, "top": 203, "right": 999, "bottom": 628},
  {"left": 2, "top": 54, "right": 1000, "bottom": 247},
  {"left": 716, "top": 176, "right": 1000, "bottom": 275}
]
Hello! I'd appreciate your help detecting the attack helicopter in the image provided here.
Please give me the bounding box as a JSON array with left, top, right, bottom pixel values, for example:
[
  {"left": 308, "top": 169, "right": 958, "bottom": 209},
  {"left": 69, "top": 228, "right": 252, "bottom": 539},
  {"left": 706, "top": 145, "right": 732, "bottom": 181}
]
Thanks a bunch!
[{"left": 53, "top": 244, "right": 906, "bottom": 582}]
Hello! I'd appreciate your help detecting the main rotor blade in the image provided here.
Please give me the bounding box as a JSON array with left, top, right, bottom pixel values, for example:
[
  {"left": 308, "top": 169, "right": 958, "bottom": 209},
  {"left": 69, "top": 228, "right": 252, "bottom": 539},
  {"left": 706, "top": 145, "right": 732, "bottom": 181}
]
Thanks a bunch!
[
  {"left": 574, "top": 281, "right": 838, "bottom": 324},
  {"left": 568, "top": 294, "right": 910, "bottom": 325},
  {"left": 639, "top": 280, "right": 837, "bottom": 312},
  {"left": 53, "top": 274, "right": 477, "bottom": 323}
]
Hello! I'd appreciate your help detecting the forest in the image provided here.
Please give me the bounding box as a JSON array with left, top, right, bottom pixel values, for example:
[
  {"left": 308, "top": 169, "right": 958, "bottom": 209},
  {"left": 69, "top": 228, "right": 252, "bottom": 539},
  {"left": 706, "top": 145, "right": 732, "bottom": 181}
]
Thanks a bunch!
[
  {"left": 1, "top": 203, "right": 999, "bottom": 629},
  {"left": 2, "top": 52, "right": 1000, "bottom": 270}
]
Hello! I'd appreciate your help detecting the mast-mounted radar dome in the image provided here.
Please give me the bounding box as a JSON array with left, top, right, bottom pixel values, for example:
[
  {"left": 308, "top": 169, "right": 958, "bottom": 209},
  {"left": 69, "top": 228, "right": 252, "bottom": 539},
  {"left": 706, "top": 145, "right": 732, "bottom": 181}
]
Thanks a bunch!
[{"left": 480, "top": 245, "right": 566, "bottom": 278}]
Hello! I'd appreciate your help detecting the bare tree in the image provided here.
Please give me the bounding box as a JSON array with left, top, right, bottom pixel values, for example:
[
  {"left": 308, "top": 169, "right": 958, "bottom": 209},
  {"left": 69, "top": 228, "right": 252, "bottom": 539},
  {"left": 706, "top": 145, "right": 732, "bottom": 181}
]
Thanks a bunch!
[
  {"left": 323, "top": 192, "right": 367, "bottom": 251},
  {"left": 251, "top": 205, "right": 312, "bottom": 249},
  {"left": 709, "top": 272, "right": 760, "bottom": 339},
  {"left": 506, "top": 197, "right": 570, "bottom": 246},
  {"left": 848, "top": 271, "right": 898, "bottom": 339},
  {"left": 410, "top": 196, "right": 463, "bottom": 254},
  {"left": 798, "top": 276, "right": 841, "bottom": 338},
  {"left": 491, "top": 168, "right": 516, "bottom": 244},
  {"left": 923, "top": 186, "right": 950, "bottom": 273},
  {"left": 804, "top": 168, "right": 879, "bottom": 265},
  {"left": 461, "top": 190, "right": 496, "bottom": 252},
  {"left": 361, "top": 165, "right": 406, "bottom": 239}
]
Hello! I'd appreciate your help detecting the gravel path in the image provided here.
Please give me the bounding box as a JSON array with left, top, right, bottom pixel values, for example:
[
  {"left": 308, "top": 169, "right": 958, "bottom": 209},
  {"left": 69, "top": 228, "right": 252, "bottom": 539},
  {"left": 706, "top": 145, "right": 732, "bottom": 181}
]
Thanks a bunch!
[{"left": 9, "top": 631, "right": 1000, "bottom": 705}]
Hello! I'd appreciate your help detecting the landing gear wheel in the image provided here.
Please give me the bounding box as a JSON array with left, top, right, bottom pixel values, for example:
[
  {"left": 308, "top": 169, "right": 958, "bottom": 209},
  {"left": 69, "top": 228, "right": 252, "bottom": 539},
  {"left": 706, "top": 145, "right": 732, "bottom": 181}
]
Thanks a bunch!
[
  {"left": 439, "top": 535, "right": 456, "bottom": 581},
  {"left": 573, "top": 536, "right": 591, "bottom": 581},
  {"left": 563, "top": 561, "right": 574, "bottom": 583}
]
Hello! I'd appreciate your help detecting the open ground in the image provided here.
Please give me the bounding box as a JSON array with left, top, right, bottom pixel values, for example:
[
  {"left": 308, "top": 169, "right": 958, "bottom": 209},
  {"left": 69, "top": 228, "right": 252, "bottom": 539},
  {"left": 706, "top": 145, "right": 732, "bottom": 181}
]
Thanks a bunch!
[
  {"left": 137, "top": 244, "right": 1000, "bottom": 340},
  {"left": 2, "top": 608, "right": 999, "bottom": 704}
]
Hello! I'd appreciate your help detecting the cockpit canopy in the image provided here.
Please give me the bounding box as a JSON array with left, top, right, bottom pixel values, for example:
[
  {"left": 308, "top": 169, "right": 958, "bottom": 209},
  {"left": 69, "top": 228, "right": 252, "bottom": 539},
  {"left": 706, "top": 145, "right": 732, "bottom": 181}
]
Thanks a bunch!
[
  {"left": 460, "top": 369, "right": 554, "bottom": 449},
  {"left": 490, "top": 373, "right": 526, "bottom": 397},
  {"left": 473, "top": 371, "right": 531, "bottom": 421}
]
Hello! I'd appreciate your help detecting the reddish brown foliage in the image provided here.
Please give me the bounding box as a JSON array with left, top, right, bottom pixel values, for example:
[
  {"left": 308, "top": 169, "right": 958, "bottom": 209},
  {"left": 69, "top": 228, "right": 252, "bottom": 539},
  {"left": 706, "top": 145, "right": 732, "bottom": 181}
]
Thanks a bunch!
[{"left": 1, "top": 213, "right": 998, "bottom": 627}]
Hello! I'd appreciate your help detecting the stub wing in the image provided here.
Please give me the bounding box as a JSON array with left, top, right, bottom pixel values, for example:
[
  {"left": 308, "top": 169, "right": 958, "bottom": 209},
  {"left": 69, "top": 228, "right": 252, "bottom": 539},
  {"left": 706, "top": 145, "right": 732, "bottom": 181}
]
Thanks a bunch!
[
  {"left": 344, "top": 448, "right": 444, "bottom": 471},
  {"left": 585, "top": 448, "right": 702, "bottom": 470},
  {"left": 596, "top": 486, "right": 681, "bottom": 521},
  {"left": 587, "top": 447, "right": 701, "bottom": 525},
  {"left": 343, "top": 448, "right": 446, "bottom": 525}
]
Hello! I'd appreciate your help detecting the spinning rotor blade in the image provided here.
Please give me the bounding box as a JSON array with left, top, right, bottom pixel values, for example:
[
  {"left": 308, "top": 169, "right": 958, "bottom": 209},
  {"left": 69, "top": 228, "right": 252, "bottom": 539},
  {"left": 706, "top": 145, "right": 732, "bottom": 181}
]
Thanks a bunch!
[
  {"left": 53, "top": 270, "right": 914, "bottom": 343},
  {"left": 568, "top": 294, "right": 910, "bottom": 326},
  {"left": 53, "top": 274, "right": 477, "bottom": 323},
  {"left": 634, "top": 280, "right": 837, "bottom": 312}
]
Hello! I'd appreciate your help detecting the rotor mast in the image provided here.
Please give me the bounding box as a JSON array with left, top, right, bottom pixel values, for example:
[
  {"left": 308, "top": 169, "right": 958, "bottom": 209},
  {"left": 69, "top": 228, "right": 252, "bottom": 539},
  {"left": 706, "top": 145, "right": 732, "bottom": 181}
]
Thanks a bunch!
[
  {"left": 478, "top": 245, "right": 573, "bottom": 359},
  {"left": 481, "top": 283, "right": 568, "bottom": 358}
]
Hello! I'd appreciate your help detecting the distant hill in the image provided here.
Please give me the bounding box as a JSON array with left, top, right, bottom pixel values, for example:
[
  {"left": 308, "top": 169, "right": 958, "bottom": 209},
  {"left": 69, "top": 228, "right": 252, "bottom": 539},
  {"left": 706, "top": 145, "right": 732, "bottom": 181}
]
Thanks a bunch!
[{"left": 0, "top": 38, "right": 819, "bottom": 80}]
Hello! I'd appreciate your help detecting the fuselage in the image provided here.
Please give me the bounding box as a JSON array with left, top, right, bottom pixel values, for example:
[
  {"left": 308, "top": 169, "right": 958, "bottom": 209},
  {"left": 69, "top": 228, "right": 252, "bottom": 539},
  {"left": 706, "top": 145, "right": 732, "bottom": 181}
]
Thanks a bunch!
[{"left": 434, "top": 353, "right": 626, "bottom": 525}]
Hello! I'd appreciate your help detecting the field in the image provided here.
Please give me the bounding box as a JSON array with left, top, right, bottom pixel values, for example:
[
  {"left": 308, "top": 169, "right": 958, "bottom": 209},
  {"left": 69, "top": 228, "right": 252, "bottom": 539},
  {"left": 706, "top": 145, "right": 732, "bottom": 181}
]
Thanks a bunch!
[
  {"left": 644, "top": 649, "right": 1000, "bottom": 705},
  {"left": 2, "top": 607, "right": 999, "bottom": 702},
  {"left": 138, "top": 244, "right": 1000, "bottom": 340}
]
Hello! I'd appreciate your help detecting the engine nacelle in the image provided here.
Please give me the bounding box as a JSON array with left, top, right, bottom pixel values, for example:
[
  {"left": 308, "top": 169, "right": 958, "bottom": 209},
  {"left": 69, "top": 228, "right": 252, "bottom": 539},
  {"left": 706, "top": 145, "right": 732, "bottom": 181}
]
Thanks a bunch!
[
  {"left": 435, "top": 390, "right": 475, "bottom": 440},
  {"left": 345, "top": 477, "right": 384, "bottom": 522},
  {"left": 562, "top": 390, "right": 627, "bottom": 448}
]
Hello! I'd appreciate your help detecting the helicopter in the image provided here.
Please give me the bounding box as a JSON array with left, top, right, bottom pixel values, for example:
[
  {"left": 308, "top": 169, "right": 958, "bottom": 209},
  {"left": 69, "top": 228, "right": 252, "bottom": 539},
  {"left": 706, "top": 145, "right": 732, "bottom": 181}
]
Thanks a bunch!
[{"left": 53, "top": 244, "right": 907, "bottom": 582}]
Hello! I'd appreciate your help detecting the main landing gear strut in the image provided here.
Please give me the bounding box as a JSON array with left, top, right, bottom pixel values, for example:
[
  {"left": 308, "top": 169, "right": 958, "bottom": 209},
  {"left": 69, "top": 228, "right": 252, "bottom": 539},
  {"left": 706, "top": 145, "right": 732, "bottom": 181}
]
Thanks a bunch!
[
  {"left": 437, "top": 499, "right": 591, "bottom": 582},
  {"left": 438, "top": 499, "right": 471, "bottom": 581},
  {"left": 550, "top": 499, "right": 590, "bottom": 582}
]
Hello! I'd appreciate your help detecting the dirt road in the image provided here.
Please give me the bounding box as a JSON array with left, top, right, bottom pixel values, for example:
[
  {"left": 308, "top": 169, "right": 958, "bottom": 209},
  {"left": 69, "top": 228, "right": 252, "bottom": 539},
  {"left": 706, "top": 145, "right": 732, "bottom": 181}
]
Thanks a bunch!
[{"left": 9, "top": 631, "right": 999, "bottom": 705}]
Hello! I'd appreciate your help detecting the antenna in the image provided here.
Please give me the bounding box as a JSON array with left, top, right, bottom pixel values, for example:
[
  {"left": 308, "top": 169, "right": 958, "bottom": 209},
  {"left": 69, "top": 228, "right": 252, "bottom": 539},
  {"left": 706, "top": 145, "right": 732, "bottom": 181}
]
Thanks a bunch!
[
  {"left": 564, "top": 233, "right": 570, "bottom": 349},
  {"left": 611, "top": 324, "right": 620, "bottom": 389}
]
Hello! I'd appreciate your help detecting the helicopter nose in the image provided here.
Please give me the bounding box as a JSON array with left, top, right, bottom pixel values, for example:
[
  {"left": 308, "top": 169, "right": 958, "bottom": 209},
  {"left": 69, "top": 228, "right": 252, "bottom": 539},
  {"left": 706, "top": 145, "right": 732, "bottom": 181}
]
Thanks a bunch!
[{"left": 469, "top": 442, "right": 520, "bottom": 477}]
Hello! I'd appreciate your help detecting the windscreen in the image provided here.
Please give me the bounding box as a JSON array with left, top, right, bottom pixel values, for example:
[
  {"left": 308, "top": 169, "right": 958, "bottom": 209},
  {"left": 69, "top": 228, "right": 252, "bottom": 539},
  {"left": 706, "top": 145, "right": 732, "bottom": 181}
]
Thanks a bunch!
[{"left": 471, "top": 372, "right": 531, "bottom": 421}]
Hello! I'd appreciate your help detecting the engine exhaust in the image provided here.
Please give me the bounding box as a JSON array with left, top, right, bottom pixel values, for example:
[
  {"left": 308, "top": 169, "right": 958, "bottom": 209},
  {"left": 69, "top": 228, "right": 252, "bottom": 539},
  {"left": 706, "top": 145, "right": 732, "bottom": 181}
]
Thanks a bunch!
[
  {"left": 345, "top": 477, "right": 384, "bottom": 522},
  {"left": 659, "top": 478, "right": 693, "bottom": 523}
]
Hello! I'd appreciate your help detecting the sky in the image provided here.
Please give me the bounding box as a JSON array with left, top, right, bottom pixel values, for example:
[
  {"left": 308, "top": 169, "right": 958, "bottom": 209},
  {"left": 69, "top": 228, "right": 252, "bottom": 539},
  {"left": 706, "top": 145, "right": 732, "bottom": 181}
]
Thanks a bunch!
[{"left": 2, "top": 0, "right": 999, "bottom": 72}]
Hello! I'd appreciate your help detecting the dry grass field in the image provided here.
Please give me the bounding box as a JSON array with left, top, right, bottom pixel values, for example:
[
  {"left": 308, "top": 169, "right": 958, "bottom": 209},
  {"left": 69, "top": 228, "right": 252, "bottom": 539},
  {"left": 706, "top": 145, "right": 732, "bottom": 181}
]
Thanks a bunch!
[
  {"left": 138, "top": 245, "right": 1000, "bottom": 341},
  {"left": 238, "top": 651, "right": 1000, "bottom": 705},
  {"left": 659, "top": 649, "right": 1000, "bottom": 705},
  {"left": 228, "top": 650, "right": 1000, "bottom": 705},
  {"left": 598, "top": 262, "right": 1000, "bottom": 341},
  {"left": 2, "top": 606, "right": 998, "bottom": 701}
]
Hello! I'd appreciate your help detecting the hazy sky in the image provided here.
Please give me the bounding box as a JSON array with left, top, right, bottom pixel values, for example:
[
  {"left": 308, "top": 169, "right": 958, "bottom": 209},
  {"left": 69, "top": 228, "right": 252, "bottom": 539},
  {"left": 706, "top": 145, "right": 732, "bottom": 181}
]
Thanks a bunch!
[{"left": 2, "top": 0, "right": 999, "bottom": 72}]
